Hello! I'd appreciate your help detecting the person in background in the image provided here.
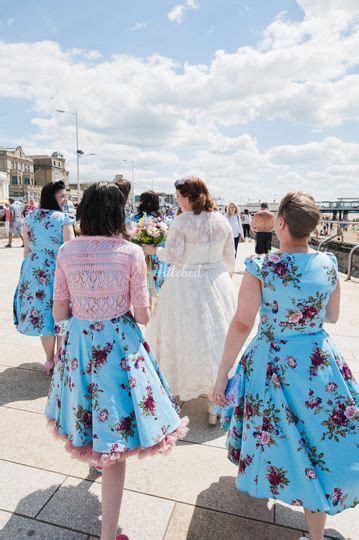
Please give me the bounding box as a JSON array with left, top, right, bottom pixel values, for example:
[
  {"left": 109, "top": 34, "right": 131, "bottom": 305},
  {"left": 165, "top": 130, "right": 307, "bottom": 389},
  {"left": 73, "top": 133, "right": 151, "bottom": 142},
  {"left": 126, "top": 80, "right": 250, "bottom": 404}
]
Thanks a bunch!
[
  {"left": 5, "top": 197, "right": 23, "bottom": 248},
  {"left": 133, "top": 191, "right": 168, "bottom": 295},
  {"left": 225, "top": 202, "right": 244, "bottom": 258},
  {"left": 4, "top": 202, "right": 10, "bottom": 239},
  {"left": 242, "top": 209, "right": 251, "bottom": 240},
  {"left": 211, "top": 191, "right": 358, "bottom": 540},
  {"left": 251, "top": 202, "right": 274, "bottom": 254},
  {"left": 113, "top": 177, "right": 133, "bottom": 226},
  {"left": 22, "top": 197, "right": 38, "bottom": 218},
  {"left": 13, "top": 181, "right": 75, "bottom": 374},
  {"left": 113, "top": 177, "right": 131, "bottom": 205}
]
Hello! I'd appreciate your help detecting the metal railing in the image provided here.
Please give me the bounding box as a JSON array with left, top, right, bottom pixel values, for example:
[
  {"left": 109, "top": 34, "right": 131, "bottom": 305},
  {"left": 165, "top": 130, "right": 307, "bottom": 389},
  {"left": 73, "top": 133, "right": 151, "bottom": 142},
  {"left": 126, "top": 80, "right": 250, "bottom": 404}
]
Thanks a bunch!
[
  {"left": 346, "top": 244, "right": 359, "bottom": 281},
  {"left": 318, "top": 232, "right": 343, "bottom": 251}
]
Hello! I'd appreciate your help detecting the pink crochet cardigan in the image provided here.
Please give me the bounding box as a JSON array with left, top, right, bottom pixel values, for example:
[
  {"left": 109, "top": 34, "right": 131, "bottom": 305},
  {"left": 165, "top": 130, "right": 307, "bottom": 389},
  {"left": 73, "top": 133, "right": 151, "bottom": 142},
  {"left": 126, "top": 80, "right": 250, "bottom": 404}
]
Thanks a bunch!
[{"left": 53, "top": 236, "right": 150, "bottom": 320}]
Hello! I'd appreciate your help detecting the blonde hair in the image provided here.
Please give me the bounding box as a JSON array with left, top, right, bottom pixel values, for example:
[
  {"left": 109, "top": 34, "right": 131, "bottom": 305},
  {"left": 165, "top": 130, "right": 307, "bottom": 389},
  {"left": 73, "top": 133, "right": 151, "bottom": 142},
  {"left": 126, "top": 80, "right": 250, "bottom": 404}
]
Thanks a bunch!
[
  {"left": 278, "top": 192, "right": 320, "bottom": 238},
  {"left": 226, "top": 202, "right": 239, "bottom": 214}
]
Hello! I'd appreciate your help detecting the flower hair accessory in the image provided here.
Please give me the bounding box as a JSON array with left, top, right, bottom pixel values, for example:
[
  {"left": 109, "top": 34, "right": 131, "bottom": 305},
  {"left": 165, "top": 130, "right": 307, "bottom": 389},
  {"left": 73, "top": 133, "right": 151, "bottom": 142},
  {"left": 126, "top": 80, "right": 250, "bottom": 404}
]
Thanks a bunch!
[{"left": 174, "top": 176, "right": 192, "bottom": 188}]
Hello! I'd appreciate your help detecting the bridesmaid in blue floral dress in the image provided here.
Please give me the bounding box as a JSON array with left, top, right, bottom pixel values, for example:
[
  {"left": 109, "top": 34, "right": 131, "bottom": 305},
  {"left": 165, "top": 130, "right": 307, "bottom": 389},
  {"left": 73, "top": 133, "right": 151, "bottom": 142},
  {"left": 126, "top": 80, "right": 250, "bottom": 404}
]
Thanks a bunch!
[
  {"left": 13, "top": 181, "right": 75, "bottom": 374},
  {"left": 45, "top": 183, "right": 188, "bottom": 540},
  {"left": 133, "top": 191, "right": 169, "bottom": 295},
  {"left": 211, "top": 192, "right": 358, "bottom": 539}
]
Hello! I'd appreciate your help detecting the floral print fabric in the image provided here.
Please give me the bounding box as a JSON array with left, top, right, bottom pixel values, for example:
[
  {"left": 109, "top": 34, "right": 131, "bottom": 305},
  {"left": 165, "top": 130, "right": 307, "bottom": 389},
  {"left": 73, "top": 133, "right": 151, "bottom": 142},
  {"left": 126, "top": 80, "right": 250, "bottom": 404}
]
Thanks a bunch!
[
  {"left": 219, "top": 252, "right": 359, "bottom": 515},
  {"left": 45, "top": 312, "right": 188, "bottom": 465},
  {"left": 13, "top": 209, "right": 74, "bottom": 336}
]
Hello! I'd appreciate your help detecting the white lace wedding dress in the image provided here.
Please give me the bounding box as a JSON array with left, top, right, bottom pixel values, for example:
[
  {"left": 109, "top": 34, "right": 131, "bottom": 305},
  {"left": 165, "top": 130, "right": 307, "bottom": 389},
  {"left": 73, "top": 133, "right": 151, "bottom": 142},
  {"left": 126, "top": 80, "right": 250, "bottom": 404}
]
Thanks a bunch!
[{"left": 145, "top": 210, "right": 237, "bottom": 401}]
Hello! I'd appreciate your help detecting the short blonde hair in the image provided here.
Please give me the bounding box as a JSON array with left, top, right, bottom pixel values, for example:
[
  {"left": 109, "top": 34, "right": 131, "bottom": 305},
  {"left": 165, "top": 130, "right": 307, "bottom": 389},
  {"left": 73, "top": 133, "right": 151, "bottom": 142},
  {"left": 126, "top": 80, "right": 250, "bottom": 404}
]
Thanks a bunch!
[{"left": 278, "top": 192, "right": 320, "bottom": 238}]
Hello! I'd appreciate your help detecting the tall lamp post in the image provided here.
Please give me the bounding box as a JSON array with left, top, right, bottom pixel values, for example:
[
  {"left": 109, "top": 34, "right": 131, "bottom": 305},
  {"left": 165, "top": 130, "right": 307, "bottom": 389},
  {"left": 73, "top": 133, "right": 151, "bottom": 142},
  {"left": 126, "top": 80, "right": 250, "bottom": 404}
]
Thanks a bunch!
[{"left": 56, "top": 109, "right": 81, "bottom": 200}]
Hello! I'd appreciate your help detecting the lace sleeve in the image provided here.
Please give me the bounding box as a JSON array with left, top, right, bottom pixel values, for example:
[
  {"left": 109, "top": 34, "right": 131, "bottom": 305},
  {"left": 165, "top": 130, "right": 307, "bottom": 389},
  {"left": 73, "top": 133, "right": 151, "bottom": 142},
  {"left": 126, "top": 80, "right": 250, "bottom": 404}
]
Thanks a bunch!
[
  {"left": 156, "top": 222, "right": 185, "bottom": 263},
  {"left": 130, "top": 249, "right": 150, "bottom": 308},
  {"left": 223, "top": 226, "right": 235, "bottom": 273},
  {"left": 53, "top": 256, "right": 70, "bottom": 301}
]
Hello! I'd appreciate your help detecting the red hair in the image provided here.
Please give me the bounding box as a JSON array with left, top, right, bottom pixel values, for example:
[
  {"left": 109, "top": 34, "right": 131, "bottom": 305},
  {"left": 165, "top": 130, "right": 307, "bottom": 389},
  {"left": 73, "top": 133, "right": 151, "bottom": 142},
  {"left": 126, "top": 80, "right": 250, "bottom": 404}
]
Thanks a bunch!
[{"left": 176, "top": 177, "right": 217, "bottom": 215}]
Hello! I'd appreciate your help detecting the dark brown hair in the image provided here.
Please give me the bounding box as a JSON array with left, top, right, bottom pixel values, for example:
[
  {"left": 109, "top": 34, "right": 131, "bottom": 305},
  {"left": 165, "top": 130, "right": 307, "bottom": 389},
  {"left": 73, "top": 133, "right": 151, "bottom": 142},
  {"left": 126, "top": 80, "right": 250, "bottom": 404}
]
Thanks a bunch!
[
  {"left": 176, "top": 177, "right": 217, "bottom": 215},
  {"left": 137, "top": 190, "right": 161, "bottom": 217},
  {"left": 278, "top": 191, "right": 320, "bottom": 238},
  {"left": 40, "top": 181, "right": 66, "bottom": 211},
  {"left": 77, "top": 182, "right": 128, "bottom": 238},
  {"left": 113, "top": 177, "right": 131, "bottom": 203}
]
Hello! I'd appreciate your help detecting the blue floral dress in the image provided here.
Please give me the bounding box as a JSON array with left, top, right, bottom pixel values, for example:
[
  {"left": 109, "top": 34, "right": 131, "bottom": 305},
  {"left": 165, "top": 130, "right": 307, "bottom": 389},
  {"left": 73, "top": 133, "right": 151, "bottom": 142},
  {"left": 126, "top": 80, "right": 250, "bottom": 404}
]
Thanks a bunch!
[
  {"left": 13, "top": 209, "right": 74, "bottom": 336},
  {"left": 219, "top": 252, "right": 358, "bottom": 515},
  {"left": 44, "top": 236, "right": 188, "bottom": 467}
]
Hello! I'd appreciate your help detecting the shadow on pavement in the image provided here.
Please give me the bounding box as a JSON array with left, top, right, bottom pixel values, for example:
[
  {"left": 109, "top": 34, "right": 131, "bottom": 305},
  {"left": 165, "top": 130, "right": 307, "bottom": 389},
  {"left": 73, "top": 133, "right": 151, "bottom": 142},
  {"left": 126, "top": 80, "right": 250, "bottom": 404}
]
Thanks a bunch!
[
  {"left": 187, "top": 476, "right": 344, "bottom": 540},
  {"left": 0, "top": 474, "right": 102, "bottom": 539},
  {"left": 0, "top": 364, "right": 50, "bottom": 407}
]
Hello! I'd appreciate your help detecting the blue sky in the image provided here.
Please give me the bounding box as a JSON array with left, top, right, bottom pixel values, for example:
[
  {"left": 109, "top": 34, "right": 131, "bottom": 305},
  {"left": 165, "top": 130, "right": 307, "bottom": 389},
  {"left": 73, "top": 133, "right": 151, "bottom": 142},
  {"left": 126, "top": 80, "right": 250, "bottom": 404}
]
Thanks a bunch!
[
  {"left": 0, "top": 0, "right": 358, "bottom": 200},
  {"left": 0, "top": 1, "right": 305, "bottom": 63}
]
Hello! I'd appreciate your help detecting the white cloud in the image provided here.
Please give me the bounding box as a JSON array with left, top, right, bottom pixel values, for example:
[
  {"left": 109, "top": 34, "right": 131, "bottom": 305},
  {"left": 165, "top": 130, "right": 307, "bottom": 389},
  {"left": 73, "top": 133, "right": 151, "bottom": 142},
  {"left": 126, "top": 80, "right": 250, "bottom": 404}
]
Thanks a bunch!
[
  {"left": 168, "top": 0, "right": 199, "bottom": 24},
  {"left": 0, "top": 1, "right": 359, "bottom": 200},
  {"left": 168, "top": 5, "right": 186, "bottom": 24},
  {"left": 128, "top": 21, "right": 147, "bottom": 31}
]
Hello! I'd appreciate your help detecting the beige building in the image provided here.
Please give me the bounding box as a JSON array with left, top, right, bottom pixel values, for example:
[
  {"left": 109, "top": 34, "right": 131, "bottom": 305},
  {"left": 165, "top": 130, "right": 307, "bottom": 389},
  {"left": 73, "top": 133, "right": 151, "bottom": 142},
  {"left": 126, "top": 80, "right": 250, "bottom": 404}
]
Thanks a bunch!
[
  {"left": 29, "top": 152, "right": 69, "bottom": 189},
  {"left": 0, "top": 146, "right": 35, "bottom": 198}
]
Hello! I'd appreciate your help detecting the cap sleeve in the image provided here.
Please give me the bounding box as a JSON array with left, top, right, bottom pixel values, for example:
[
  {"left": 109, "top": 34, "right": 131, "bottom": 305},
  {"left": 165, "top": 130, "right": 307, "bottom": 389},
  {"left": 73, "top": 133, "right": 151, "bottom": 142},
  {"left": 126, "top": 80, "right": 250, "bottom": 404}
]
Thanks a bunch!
[
  {"left": 326, "top": 252, "right": 339, "bottom": 292},
  {"left": 53, "top": 251, "right": 70, "bottom": 301},
  {"left": 130, "top": 248, "right": 150, "bottom": 308},
  {"left": 244, "top": 256, "right": 263, "bottom": 282},
  {"left": 61, "top": 212, "right": 75, "bottom": 226}
]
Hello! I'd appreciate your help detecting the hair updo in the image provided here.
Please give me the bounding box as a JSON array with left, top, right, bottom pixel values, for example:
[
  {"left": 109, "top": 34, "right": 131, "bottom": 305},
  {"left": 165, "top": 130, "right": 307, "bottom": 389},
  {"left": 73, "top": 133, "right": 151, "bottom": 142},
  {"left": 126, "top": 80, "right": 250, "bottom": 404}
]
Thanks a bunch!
[
  {"left": 277, "top": 191, "right": 320, "bottom": 238},
  {"left": 137, "top": 190, "right": 160, "bottom": 217},
  {"left": 176, "top": 177, "right": 217, "bottom": 215}
]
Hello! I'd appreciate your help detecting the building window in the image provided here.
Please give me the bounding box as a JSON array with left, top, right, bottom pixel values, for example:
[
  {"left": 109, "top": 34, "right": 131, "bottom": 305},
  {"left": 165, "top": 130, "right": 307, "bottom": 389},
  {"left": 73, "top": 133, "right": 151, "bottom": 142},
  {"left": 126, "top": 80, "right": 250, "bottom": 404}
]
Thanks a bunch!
[
  {"left": 11, "top": 175, "right": 18, "bottom": 185},
  {"left": 24, "top": 177, "right": 30, "bottom": 185}
]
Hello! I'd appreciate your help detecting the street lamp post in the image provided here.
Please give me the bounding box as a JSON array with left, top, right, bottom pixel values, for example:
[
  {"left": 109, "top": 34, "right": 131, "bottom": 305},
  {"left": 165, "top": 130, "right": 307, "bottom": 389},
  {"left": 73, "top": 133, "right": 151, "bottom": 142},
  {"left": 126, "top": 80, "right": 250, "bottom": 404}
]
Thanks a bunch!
[{"left": 56, "top": 109, "right": 81, "bottom": 200}]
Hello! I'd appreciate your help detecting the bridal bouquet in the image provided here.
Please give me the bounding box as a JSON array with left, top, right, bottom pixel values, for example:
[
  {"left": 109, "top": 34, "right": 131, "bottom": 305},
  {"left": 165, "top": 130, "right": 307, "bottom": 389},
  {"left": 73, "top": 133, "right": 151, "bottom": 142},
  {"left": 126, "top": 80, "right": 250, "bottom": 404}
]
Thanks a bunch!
[{"left": 131, "top": 214, "right": 169, "bottom": 246}]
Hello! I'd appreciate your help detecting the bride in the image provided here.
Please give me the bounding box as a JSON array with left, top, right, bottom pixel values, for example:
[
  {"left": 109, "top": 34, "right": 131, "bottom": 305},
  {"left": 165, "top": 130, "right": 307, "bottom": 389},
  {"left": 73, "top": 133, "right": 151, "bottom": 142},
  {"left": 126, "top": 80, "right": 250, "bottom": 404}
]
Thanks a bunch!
[{"left": 143, "top": 176, "right": 236, "bottom": 424}]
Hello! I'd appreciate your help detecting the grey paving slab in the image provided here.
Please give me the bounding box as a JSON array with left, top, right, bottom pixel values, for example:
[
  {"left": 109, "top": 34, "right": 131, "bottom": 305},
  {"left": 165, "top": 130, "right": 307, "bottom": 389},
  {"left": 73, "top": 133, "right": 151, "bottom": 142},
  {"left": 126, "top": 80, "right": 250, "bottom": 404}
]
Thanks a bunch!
[
  {"left": 275, "top": 501, "right": 359, "bottom": 539},
  {"left": 181, "top": 396, "right": 227, "bottom": 448},
  {"left": 0, "top": 460, "right": 65, "bottom": 518},
  {"left": 0, "top": 510, "right": 88, "bottom": 539},
  {"left": 164, "top": 502, "right": 300, "bottom": 540},
  {"left": 125, "top": 442, "right": 275, "bottom": 524},
  {"left": 0, "top": 330, "right": 40, "bottom": 348},
  {"left": 38, "top": 476, "right": 175, "bottom": 539},
  {"left": 0, "top": 342, "right": 44, "bottom": 371},
  {"left": 0, "top": 364, "right": 50, "bottom": 413},
  {"left": 0, "top": 408, "right": 91, "bottom": 478}
]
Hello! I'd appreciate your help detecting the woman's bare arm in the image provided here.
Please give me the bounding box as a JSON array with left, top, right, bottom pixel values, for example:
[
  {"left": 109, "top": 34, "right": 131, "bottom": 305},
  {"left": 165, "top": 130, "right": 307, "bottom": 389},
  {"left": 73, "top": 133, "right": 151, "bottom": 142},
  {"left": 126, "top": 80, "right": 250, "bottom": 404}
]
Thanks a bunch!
[
  {"left": 134, "top": 306, "right": 151, "bottom": 325},
  {"left": 210, "top": 272, "right": 261, "bottom": 405},
  {"left": 53, "top": 299, "right": 71, "bottom": 322},
  {"left": 325, "top": 281, "right": 340, "bottom": 323}
]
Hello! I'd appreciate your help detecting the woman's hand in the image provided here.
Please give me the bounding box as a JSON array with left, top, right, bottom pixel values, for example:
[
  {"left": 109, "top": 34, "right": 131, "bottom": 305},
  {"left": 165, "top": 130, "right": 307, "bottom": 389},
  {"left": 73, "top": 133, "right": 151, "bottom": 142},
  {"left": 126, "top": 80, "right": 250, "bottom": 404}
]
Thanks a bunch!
[
  {"left": 143, "top": 244, "right": 157, "bottom": 256},
  {"left": 209, "top": 374, "right": 229, "bottom": 407}
]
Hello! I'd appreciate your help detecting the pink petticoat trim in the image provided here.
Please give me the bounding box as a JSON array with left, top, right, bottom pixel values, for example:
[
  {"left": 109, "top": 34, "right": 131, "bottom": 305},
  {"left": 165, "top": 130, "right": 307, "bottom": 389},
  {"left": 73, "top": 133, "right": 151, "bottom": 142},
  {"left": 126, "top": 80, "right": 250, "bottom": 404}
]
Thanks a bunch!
[{"left": 46, "top": 416, "right": 189, "bottom": 469}]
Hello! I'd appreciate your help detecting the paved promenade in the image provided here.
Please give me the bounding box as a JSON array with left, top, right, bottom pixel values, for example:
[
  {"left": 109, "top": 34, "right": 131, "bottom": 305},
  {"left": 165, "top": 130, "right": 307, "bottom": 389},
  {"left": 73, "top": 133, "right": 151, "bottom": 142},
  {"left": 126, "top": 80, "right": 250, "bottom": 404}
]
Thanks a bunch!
[{"left": 0, "top": 237, "right": 358, "bottom": 539}]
